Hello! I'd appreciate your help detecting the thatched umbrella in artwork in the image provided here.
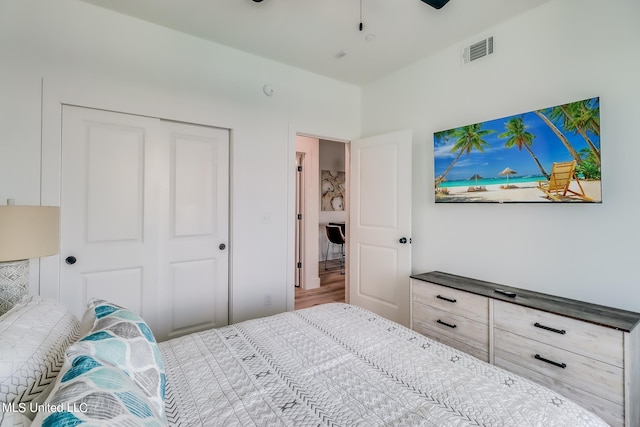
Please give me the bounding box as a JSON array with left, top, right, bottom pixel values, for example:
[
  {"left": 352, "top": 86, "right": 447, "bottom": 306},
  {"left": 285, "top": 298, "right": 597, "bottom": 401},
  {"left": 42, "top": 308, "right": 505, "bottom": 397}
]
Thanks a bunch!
[
  {"left": 469, "top": 174, "right": 483, "bottom": 186},
  {"left": 499, "top": 167, "right": 517, "bottom": 186}
]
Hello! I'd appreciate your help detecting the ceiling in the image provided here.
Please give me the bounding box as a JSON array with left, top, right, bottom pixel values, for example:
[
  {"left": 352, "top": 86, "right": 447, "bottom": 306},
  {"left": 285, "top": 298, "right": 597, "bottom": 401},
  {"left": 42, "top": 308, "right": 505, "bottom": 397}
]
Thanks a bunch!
[{"left": 81, "top": 0, "right": 551, "bottom": 86}]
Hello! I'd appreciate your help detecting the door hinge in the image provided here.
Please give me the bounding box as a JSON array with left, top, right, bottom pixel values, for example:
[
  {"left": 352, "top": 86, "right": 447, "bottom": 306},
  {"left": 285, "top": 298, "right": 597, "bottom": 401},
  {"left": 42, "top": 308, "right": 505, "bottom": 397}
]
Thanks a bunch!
[
  {"left": 297, "top": 213, "right": 302, "bottom": 220},
  {"left": 297, "top": 165, "right": 303, "bottom": 172},
  {"left": 297, "top": 262, "right": 302, "bottom": 269}
]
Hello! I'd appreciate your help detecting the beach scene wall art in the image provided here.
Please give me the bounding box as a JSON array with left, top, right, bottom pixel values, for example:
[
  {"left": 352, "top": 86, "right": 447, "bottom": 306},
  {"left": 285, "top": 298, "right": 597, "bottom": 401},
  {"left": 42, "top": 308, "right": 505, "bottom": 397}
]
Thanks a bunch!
[{"left": 434, "top": 96, "right": 601, "bottom": 203}]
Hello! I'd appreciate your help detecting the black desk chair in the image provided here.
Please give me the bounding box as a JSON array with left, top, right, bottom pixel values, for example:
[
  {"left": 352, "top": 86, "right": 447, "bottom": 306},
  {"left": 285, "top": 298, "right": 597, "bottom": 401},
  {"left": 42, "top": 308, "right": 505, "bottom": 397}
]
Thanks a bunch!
[{"left": 325, "top": 224, "right": 346, "bottom": 274}]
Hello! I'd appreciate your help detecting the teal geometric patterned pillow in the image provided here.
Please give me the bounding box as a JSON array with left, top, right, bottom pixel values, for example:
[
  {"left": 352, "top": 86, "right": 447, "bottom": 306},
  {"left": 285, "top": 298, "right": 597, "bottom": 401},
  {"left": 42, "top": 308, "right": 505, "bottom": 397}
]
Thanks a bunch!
[
  {"left": 68, "top": 299, "right": 166, "bottom": 420},
  {"left": 33, "top": 355, "right": 164, "bottom": 426}
]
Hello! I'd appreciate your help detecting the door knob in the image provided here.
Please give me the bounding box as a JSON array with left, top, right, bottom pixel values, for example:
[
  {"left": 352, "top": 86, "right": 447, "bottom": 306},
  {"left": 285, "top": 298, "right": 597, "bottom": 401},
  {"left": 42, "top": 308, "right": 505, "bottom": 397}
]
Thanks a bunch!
[
  {"left": 65, "top": 256, "right": 77, "bottom": 265},
  {"left": 219, "top": 243, "right": 226, "bottom": 250},
  {"left": 399, "top": 237, "right": 407, "bottom": 244}
]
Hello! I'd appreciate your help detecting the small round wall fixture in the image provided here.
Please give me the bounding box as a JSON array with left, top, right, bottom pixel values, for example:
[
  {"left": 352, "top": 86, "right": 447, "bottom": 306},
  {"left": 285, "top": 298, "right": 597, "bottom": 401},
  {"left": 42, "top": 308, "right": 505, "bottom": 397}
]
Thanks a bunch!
[{"left": 263, "top": 84, "right": 274, "bottom": 96}]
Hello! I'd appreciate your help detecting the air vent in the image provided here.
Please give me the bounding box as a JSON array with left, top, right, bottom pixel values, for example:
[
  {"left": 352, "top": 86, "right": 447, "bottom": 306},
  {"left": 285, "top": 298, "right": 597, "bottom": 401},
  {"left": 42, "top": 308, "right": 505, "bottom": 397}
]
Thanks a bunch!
[{"left": 463, "top": 36, "right": 494, "bottom": 63}]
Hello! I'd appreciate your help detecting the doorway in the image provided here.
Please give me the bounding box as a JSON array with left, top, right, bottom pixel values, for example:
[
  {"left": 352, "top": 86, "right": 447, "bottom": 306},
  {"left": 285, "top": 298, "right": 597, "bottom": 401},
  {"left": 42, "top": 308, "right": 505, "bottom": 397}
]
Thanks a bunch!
[
  {"left": 294, "top": 135, "right": 348, "bottom": 309},
  {"left": 291, "top": 129, "right": 412, "bottom": 324}
]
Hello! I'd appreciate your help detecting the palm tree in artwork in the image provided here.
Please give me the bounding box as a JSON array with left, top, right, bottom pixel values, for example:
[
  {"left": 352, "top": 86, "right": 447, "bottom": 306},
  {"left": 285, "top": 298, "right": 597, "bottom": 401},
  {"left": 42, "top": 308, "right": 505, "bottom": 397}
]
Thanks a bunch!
[
  {"left": 498, "top": 116, "right": 550, "bottom": 179},
  {"left": 435, "top": 124, "right": 495, "bottom": 187},
  {"left": 536, "top": 98, "right": 601, "bottom": 168},
  {"left": 553, "top": 99, "right": 601, "bottom": 165},
  {"left": 534, "top": 108, "right": 583, "bottom": 165}
]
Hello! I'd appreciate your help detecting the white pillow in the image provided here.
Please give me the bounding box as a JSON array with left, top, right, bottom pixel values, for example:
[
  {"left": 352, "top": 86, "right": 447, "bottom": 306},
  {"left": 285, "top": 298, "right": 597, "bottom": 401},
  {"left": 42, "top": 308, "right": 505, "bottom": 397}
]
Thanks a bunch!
[
  {"left": 0, "top": 295, "right": 80, "bottom": 419},
  {"left": 0, "top": 411, "right": 32, "bottom": 427}
]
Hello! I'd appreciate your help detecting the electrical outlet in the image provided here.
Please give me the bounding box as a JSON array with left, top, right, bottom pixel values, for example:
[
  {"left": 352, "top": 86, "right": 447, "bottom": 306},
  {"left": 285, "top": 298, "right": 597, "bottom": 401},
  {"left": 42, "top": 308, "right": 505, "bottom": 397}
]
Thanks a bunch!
[{"left": 264, "top": 294, "right": 272, "bottom": 306}]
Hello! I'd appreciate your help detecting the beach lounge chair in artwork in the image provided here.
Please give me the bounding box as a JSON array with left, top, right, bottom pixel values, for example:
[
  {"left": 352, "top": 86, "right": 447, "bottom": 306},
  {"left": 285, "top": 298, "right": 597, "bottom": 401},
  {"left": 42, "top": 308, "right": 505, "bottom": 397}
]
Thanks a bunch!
[{"left": 537, "top": 160, "right": 593, "bottom": 201}]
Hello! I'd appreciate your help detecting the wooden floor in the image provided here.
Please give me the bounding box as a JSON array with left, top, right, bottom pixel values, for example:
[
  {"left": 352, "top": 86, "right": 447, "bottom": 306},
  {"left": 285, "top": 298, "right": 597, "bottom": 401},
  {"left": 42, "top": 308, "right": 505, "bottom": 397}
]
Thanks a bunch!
[{"left": 294, "top": 261, "right": 345, "bottom": 310}]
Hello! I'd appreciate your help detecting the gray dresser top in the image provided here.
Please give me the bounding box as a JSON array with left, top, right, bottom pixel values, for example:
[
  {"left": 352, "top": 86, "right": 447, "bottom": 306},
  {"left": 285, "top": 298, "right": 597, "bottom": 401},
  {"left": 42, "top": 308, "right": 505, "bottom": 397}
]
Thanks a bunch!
[{"left": 411, "top": 271, "right": 640, "bottom": 332}]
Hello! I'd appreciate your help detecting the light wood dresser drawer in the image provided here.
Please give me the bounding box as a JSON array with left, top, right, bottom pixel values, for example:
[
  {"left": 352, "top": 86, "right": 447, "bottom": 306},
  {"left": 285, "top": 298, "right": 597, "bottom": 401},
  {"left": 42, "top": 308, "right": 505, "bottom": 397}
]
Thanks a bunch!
[
  {"left": 411, "top": 279, "right": 490, "bottom": 361},
  {"left": 494, "top": 299, "right": 626, "bottom": 425},
  {"left": 495, "top": 333, "right": 625, "bottom": 426},
  {"left": 412, "top": 280, "right": 489, "bottom": 323},
  {"left": 494, "top": 300, "right": 623, "bottom": 366},
  {"left": 413, "top": 303, "right": 489, "bottom": 361}
]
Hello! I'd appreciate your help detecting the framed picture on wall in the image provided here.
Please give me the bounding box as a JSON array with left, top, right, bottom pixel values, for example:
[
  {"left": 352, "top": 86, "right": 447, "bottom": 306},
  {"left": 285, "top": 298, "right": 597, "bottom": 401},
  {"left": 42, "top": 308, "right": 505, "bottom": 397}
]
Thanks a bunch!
[
  {"left": 321, "top": 170, "right": 345, "bottom": 211},
  {"left": 434, "top": 96, "right": 601, "bottom": 203}
]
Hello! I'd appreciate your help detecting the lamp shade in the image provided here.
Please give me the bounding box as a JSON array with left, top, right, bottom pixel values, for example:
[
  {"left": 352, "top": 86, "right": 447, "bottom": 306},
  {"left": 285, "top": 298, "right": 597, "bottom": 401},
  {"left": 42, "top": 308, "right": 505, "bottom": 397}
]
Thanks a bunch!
[{"left": 0, "top": 206, "right": 60, "bottom": 262}]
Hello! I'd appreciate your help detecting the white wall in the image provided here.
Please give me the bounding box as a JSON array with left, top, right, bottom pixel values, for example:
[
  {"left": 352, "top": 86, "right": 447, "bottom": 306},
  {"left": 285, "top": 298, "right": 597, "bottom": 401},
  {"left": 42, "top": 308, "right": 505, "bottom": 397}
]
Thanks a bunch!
[
  {"left": 0, "top": 0, "right": 361, "bottom": 322},
  {"left": 362, "top": 0, "right": 640, "bottom": 312}
]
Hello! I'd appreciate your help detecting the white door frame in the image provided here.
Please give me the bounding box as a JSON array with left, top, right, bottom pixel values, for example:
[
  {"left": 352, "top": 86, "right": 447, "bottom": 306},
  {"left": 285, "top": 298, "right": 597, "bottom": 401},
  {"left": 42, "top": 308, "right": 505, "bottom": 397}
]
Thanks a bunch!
[
  {"left": 294, "top": 135, "right": 321, "bottom": 292},
  {"left": 295, "top": 152, "right": 305, "bottom": 288}
]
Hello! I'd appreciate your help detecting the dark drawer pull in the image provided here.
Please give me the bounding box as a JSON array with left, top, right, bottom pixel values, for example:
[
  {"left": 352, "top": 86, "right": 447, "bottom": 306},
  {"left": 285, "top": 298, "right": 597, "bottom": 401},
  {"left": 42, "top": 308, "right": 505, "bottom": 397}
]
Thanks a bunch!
[
  {"left": 436, "top": 295, "right": 457, "bottom": 303},
  {"left": 534, "top": 354, "right": 566, "bottom": 369},
  {"left": 436, "top": 319, "right": 457, "bottom": 329},
  {"left": 534, "top": 322, "right": 566, "bottom": 335}
]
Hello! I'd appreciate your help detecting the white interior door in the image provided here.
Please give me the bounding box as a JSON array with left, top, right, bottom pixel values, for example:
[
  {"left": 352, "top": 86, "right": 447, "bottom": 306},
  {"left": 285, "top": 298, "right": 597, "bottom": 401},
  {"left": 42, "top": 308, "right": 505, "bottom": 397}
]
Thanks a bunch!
[
  {"left": 60, "top": 106, "right": 229, "bottom": 341},
  {"left": 349, "top": 130, "right": 412, "bottom": 326},
  {"left": 159, "top": 120, "right": 229, "bottom": 340}
]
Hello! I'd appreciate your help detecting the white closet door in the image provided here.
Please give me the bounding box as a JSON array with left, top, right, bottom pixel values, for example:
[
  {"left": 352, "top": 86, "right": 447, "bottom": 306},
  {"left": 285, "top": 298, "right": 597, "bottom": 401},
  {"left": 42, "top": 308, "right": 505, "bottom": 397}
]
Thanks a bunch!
[
  {"left": 159, "top": 120, "right": 229, "bottom": 340},
  {"left": 60, "top": 106, "right": 229, "bottom": 341}
]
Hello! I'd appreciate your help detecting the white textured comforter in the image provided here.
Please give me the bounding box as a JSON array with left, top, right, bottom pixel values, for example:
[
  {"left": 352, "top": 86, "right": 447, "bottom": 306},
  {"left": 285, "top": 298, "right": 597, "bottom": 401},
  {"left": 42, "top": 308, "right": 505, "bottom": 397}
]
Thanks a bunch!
[{"left": 159, "top": 303, "right": 608, "bottom": 426}]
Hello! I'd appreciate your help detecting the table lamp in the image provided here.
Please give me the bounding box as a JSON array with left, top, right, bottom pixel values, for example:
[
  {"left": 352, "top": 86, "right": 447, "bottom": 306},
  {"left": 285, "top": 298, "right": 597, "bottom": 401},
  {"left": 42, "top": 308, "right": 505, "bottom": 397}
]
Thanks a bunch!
[{"left": 0, "top": 203, "right": 60, "bottom": 315}]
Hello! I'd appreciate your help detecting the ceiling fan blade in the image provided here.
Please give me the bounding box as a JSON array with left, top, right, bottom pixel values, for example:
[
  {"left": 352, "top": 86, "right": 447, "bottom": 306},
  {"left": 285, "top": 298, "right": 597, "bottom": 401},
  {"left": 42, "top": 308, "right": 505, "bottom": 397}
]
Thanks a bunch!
[{"left": 420, "top": 0, "right": 450, "bottom": 9}]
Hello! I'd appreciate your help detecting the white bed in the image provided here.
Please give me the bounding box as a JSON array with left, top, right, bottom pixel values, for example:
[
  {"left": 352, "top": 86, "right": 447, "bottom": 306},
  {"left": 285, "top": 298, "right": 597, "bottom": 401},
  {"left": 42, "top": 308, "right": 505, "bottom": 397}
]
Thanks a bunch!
[
  {"left": 159, "top": 303, "right": 608, "bottom": 426},
  {"left": 1, "top": 297, "right": 609, "bottom": 426}
]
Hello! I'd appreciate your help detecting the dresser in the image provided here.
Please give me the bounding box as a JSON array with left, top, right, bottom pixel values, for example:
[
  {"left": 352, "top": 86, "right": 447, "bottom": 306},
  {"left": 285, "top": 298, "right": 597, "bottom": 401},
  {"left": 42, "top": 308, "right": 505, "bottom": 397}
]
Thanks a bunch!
[{"left": 410, "top": 271, "right": 640, "bottom": 427}]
